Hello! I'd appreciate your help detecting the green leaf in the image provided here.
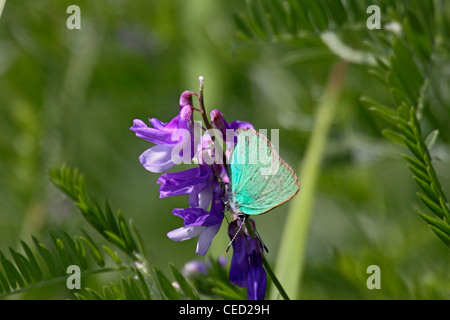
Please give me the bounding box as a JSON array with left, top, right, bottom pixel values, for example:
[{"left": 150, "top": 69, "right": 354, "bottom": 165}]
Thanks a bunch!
[
  {"left": 438, "top": 198, "right": 450, "bottom": 222},
  {"left": 403, "top": 138, "right": 424, "bottom": 162},
  {"left": 406, "top": 163, "right": 431, "bottom": 184},
  {"left": 8, "top": 249, "right": 32, "bottom": 285},
  {"left": 79, "top": 234, "right": 105, "bottom": 267},
  {"left": 429, "top": 226, "right": 450, "bottom": 247},
  {"left": 210, "top": 280, "right": 245, "bottom": 300},
  {"left": 102, "top": 286, "right": 115, "bottom": 300},
  {"left": 73, "top": 292, "right": 87, "bottom": 300},
  {"left": 233, "top": 13, "right": 255, "bottom": 41},
  {"left": 396, "top": 122, "right": 416, "bottom": 144},
  {"left": 32, "top": 236, "right": 59, "bottom": 277},
  {"left": 104, "top": 231, "right": 127, "bottom": 251},
  {"left": 104, "top": 202, "right": 120, "bottom": 238},
  {"left": 109, "top": 282, "right": 124, "bottom": 299},
  {"left": 414, "top": 176, "right": 439, "bottom": 203},
  {"left": 245, "top": 0, "right": 268, "bottom": 40},
  {"left": 0, "top": 271, "right": 10, "bottom": 294},
  {"left": 120, "top": 276, "right": 142, "bottom": 300},
  {"left": 50, "top": 165, "right": 141, "bottom": 258},
  {"left": 169, "top": 263, "right": 200, "bottom": 300},
  {"left": 130, "top": 220, "right": 146, "bottom": 256},
  {"left": 0, "top": 253, "right": 24, "bottom": 289},
  {"left": 426, "top": 166, "right": 446, "bottom": 201},
  {"left": 74, "top": 237, "right": 88, "bottom": 270},
  {"left": 20, "top": 240, "right": 43, "bottom": 282},
  {"left": 54, "top": 238, "right": 70, "bottom": 271},
  {"left": 86, "top": 287, "right": 104, "bottom": 300},
  {"left": 391, "top": 38, "right": 422, "bottom": 103},
  {"left": 102, "top": 246, "right": 122, "bottom": 266},
  {"left": 363, "top": 97, "right": 399, "bottom": 125},
  {"left": 417, "top": 193, "right": 445, "bottom": 219},
  {"left": 418, "top": 212, "right": 450, "bottom": 237},
  {"left": 401, "top": 154, "right": 427, "bottom": 173},
  {"left": 397, "top": 103, "right": 411, "bottom": 122},
  {"left": 381, "top": 129, "right": 405, "bottom": 146},
  {"left": 117, "top": 209, "right": 137, "bottom": 252},
  {"left": 152, "top": 265, "right": 180, "bottom": 300},
  {"left": 135, "top": 268, "right": 152, "bottom": 300},
  {"left": 127, "top": 275, "right": 145, "bottom": 300},
  {"left": 60, "top": 231, "right": 84, "bottom": 269}
]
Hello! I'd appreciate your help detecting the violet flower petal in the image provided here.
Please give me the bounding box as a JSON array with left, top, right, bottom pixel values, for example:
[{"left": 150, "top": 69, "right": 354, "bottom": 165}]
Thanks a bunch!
[
  {"left": 228, "top": 221, "right": 249, "bottom": 287},
  {"left": 246, "top": 238, "right": 267, "bottom": 300},
  {"left": 229, "top": 120, "right": 254, "bottom": 130},
  {"left": 167, "top": 226, "right": 204, "bottom": 242},
  {"left": 148, "top": 118, "right": 166, "bottom": 130},
  {"left": 158, "top": 167, "right": 202, "bottom": 198},
  {"left": 131, "top": 119, "right": 174, "bottom": 145},
  {"left": 196, "top": 223, "right": 221, "bottom": 256},
  {"left": 139, "top": 144, "right": 175, "bottom": 173}
]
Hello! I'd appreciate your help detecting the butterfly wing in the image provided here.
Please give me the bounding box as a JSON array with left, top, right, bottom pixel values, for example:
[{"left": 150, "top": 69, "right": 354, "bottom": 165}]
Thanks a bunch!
[{"left": 229, "top": 129, "right": 300, "bottom": 215}]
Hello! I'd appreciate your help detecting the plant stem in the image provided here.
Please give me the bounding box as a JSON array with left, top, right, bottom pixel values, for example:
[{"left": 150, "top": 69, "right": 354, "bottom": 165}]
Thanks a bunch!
[
  {"left": 262, "top": 256, "right": 290, "bottom": 300},
  {"left": 197, "top": 76, "right": 228, "bottom": 167},
  {"left": 0, "top": 0, "right": 6, "bottom": 20},
  {"left": 270, "top": 61, "right": 348, "bottom": 299},
  {"left": 198, "top": 76, "right": 213, "bottom": 130}
]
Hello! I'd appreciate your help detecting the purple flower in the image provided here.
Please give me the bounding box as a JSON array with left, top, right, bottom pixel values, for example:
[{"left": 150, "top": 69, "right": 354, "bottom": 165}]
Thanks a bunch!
[
  {"left": 228, "top": 219, "right": 267, "bottom": 300},
  {"left": 131, "top": 84, "right": 270, "bottom": 300},
  {"left": 157, "top": 163, "right": 215, "bottom": 210},
  {"left": 182, "top": 259, "right": 208, "bottom": 276},
  {"left": 167, "top": 184, "right": 225, "bottom": 256},
  {"left": 130, "top": 91, "right": 195, "bottom": 173},
  {"left": 211, "top": 109, "right": 254, "bottom": 148},
  {"left": 210, "top": 109, "right": 254, "bottom": 136}
]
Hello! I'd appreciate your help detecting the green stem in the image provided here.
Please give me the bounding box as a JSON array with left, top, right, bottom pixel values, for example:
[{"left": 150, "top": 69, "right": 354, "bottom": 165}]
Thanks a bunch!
[
  {"left": 244, "top": 218, "right": 290, "bottom": 300},
  {"left": 262, "top": 256, "right": 290, "bottom": 300},
  {"left": 198, "top": 76, "right": 213, "bottom": 130},
  {"left": 0, "top": 0, "right": 6, "bottom": 19},
  {"left": 270, "top": 61, "right": 348, "bottom": 299},
  {"left": 197, "top": 76, "right": 228, "bottom": 167}
]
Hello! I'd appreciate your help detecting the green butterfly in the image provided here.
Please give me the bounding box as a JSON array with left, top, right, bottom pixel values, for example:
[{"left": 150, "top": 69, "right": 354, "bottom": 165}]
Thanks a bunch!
[{"left": 225, "top": 129, "right": 300, "bottom": 250}]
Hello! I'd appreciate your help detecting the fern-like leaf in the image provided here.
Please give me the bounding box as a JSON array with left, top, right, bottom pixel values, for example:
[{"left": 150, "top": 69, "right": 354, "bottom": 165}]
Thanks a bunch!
[
  {"left": 0, "top": 232, "right": 125, "bottom": 298},
  {"left": 49, "top": 165, "right": 144, "bottom": 258}
]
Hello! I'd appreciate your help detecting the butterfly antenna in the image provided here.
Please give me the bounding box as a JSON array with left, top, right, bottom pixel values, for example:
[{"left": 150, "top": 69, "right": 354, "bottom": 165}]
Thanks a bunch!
[{"left": 225, "top": 215, "right": 247, "bottom": 253}]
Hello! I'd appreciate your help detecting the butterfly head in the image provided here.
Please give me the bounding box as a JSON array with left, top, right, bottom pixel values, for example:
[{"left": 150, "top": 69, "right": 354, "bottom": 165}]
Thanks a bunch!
[{"left": 224, "top": 183, "right": 243, "bottom": 216}]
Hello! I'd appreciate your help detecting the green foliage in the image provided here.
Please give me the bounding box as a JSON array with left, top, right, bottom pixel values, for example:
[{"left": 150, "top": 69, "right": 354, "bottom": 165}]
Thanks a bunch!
[
  {"left": 184, "top": 257, "right": 246, "bottom": 300},
  {"left": 49, "top": 165, "right": 145, "bottom": 257},
  {"left": 360, "top": 3, "right": 450, "bottom": 247},
  {"left": 0, "top": 166, "right": 194, "bottom": 299},
  {"left": 236, "top": 0, "right": 450, "bottom": 248},
  {"left": 234, "top": 0, "right": 450, "bottom": 300},
  {"left": 1, "top": 0, "right": 450, "bottom": 300},
  {"left": 0, "top": 230, "right": 125, "bottom": 298}
]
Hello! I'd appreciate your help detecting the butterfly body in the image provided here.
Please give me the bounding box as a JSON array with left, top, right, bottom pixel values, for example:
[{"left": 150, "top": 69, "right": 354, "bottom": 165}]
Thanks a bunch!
[{"left": 226, "top": 129, "right": 300, "bottom": 217}]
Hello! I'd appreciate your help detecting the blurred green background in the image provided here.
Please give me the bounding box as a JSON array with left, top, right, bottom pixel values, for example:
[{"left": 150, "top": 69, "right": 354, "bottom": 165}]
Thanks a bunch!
[{"left": 0, "top": 1, "right": 449, "bottom": 299}]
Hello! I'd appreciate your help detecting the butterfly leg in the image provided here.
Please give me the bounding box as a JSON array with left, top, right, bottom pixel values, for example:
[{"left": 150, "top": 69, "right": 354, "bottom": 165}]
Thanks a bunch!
[
  {"left": 239, "top": 213, "right": 269, "bottom": 253},
  {"left": 225, "top": 214, "right": 269, "bottom": 254},
  {"left": 225, "top": 214, "right": 247, "bottom": 253}
]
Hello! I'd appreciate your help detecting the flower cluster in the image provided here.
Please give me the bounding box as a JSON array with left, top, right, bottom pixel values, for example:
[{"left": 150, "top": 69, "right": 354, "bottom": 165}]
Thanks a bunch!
[
  {"left": 228, "top": 219, "right": 267, "bottom": 300},
  {"left": 131, "top": 86, "right": 266, "bottom": 299}
]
